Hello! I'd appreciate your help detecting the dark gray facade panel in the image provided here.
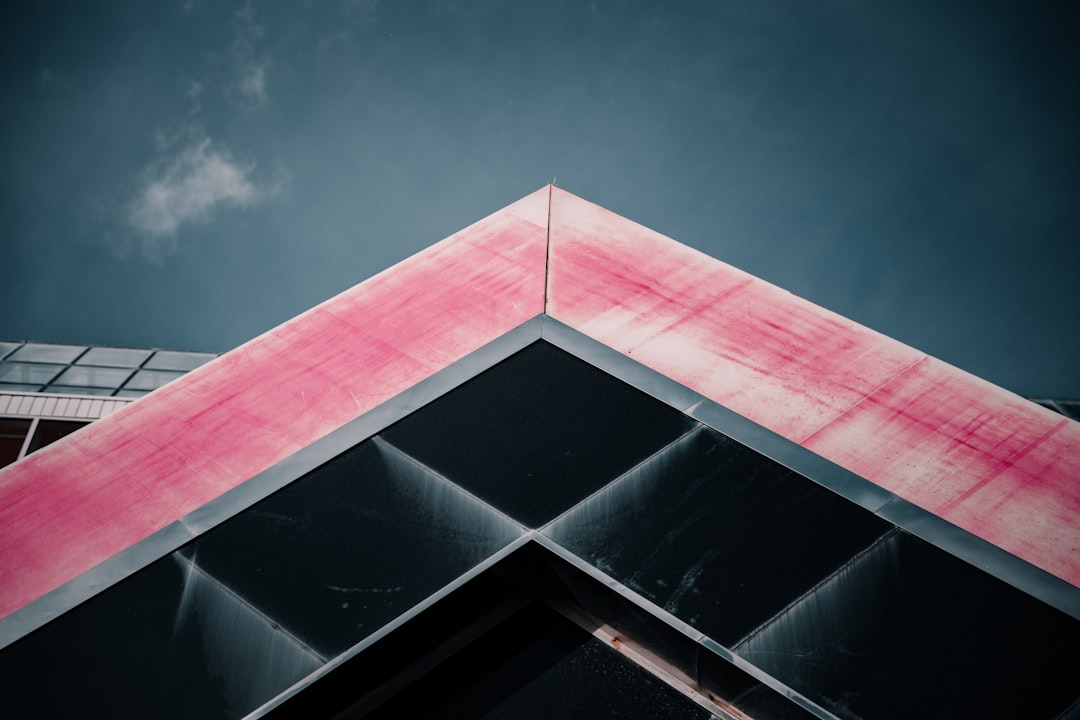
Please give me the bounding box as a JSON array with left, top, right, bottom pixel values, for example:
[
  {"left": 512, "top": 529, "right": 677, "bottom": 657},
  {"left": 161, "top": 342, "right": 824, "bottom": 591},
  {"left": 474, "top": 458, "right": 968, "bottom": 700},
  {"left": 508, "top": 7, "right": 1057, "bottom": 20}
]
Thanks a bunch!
[
  {"left": 380, "top": 339, "right": 694, "bottom": 527},
  {"left": 544, "top": 425, "right": 893, "bottom": 647},
  {"left": 1, "top": 317, "right": 1077, "bottom": 720},
  {"left": 735, "top": 531, "right": 1080, "bottom": 719}
]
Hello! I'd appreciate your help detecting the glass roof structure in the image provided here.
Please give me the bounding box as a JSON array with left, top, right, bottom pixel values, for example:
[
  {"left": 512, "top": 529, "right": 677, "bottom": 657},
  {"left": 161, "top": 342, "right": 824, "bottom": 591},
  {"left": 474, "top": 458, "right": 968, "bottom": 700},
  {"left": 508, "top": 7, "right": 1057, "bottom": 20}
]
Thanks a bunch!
[
  {"left": 0, "top": 187, "right": 1077, "bottom": 719},
  {"left": 0, "top": 340, "right": 216, "bottom": 397},
  {"left": 0, "top": 343, "right": 218, "bottom": 469}
]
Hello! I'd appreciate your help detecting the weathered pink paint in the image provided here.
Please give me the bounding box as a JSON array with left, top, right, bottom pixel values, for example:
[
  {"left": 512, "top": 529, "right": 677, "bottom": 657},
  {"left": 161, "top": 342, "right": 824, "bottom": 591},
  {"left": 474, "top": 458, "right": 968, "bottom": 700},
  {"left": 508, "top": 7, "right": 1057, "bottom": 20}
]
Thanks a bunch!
[
  {"left": 803, "top": 357, "right": 1080, "bottom": 583},
  {"left": 2, "top": 184, "right": 1077, "bottom": 623},
  {"left": 0, "top": 187, "right": 549, "bottom": 619},
  {"left": 546, "top": 187, "right": 1080, "bottom": 587},
  {"left": 545, "top": 187, "right": 926, "bottom": 443}
]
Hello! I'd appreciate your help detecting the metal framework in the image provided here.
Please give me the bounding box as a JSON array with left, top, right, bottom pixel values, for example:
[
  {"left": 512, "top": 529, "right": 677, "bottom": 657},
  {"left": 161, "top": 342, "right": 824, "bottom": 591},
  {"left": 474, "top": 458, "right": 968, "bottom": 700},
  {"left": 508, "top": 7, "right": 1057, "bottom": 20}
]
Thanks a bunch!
[{"left": 0, "top": 187, "right": 1077, "bottom": 718}]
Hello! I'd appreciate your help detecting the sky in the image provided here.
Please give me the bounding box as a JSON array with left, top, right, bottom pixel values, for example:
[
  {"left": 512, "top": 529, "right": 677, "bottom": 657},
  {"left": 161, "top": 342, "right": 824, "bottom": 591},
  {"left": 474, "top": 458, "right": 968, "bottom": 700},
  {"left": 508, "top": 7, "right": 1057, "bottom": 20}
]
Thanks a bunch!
[{"left": 1, "top": 1, "right": 1077, "bottom": 398}]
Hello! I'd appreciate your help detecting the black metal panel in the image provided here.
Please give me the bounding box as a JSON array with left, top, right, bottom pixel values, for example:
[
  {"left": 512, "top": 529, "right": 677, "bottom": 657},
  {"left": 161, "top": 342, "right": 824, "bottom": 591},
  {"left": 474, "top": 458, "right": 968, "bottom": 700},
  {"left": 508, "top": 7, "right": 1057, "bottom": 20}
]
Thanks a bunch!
[
  {"left": 0, "top": 553, "right": 320, "bottom": 719},
  {"left": 261, "top": 564, "right": 530, "bottom": 718},
  {"left": 380, "top": 341, "right": 695, "bottom": 527},
  {"left": 536, "top": 546, "right": 704, "bottom": 687},
  {"left": 736, "top": 531, "right": 1080, "bottom": 719},
  {"left": 687, "top": 399, "right": 896, "bottom": 513},
  {"left": 697, "top": 645, "right": 820, "bottom": 720},
  {"left": 182, "top": 437, "right": 522, "bottom": 658},
  {"left": 363, "top": 602, "right": 713, "bottom": 719},
  {"left": 266, "top": 539, "right": 824, "bottom": 719},
  {"left": 877, "top": 496, "right": 1080, "bottom": 620},
  {"left": 528, "top": 538, "right": 823, "bottom": 719},
  {"left": 5, "top": 321, "right": 1078, "bottom": 720},
  {"left": 539, "top": 315, "right": 704, "bottom": 412},
  {"left": 545, "top": 425, "right": 892, "bottom": 647}
]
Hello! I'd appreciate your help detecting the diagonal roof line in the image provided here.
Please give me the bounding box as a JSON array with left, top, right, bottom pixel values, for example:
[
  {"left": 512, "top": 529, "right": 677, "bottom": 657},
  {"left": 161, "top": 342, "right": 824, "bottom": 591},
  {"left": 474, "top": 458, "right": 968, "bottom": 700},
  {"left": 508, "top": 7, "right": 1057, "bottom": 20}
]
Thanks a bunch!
[
  {"left": 4, "top": 315, "right": 1075, "bottom": 658},
  {"left": 544, "top": 186, "right": 1080, "bottom": 589},
  {"left": 0, "top": 185, "right": 1077, "bottom": 631},
  {"left": 0, "top": 188, "right": 550, "bottom": 619}
]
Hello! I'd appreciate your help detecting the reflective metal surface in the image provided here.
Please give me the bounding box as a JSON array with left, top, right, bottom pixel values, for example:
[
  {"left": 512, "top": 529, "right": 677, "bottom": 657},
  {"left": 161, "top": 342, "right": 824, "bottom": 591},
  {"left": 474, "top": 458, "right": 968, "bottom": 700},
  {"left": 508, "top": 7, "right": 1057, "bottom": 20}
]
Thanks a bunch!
[
  {"left": 363, "top": 602, "right": 714, "bottom": 720},
  {"left": 53, "top": 365, "right": 135, "bottom": 388},
  {"left": 543, "top": 186, "right": 1080, "bottom": 589},
  {"left": 540, "top": 315, "right": 704, "bottom": 412},
  {"left": 2, "top": 328, "right": 1071, "bottom": 720},
  {"left": 0, "top": 316, "right": 543, "bottom": 651},
  {"left": 0, "top": 341, "right": 21, "bottom": 360},
  {"left": 76, "top": 346, "right": 154, "bottom": 367},
  {"left": 0, "top": 552, "right": 321, "bottom": 720},
  {"left": 0, "top": 361, "right": 64, "bottom": 385},
  {"left": 180, "top": 437, "right": 522, "bottom": 658},
  {"left": 381, "top": 340, "right": 694, "bottom": 527},
  {"left": 736, "top": 531, "right": 1080, "bottom": 719},
  {"left": 3, "top": 187, "right": 1078, "bottom": 719},
  {"left": 0, "top": 188, "right": 547, "bottom": 620},
  {"left": 5, "top": 342, "right": 87, "bottom": 364},
  {"left": 0, "top": 340, "right": 210, "bottom": 396},
  {"left": 545, "top": 425, "right": 892, "bottom": 647}
]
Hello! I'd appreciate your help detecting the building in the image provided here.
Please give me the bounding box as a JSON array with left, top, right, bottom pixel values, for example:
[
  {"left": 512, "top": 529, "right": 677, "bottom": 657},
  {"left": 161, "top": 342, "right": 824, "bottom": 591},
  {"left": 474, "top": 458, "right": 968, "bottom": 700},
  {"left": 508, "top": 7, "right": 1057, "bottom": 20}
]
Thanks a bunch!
[
  {"left": 0, "top": 343, "right": 217, "bottom": 469},
  {"left": 0, "top": 187, "right": 1077, "bottom": 718}
]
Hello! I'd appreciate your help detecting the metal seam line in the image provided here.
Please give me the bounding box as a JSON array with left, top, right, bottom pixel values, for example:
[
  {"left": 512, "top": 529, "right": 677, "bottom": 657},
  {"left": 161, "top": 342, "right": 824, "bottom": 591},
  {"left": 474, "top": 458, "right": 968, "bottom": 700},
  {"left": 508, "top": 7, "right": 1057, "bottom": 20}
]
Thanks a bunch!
[{"left": 544, "top": 182, "right": 553, "bottom": 314}]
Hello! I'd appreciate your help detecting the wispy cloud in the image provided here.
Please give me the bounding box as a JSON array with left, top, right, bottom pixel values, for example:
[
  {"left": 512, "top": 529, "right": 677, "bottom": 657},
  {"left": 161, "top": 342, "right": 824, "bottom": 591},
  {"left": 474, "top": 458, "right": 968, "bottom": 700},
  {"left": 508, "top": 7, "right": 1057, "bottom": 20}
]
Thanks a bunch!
[
  {"left": 125, "top": 134, "right": 281, "bottom": 260},
  {"left": 109, "top": 1, "right": 285, "bottom": 261},
  {"left": 232, "top": 0, "right": 270, "bottom": 105},
  {"left": 185, "top": 80, "right": 204, "bottom": 115}
]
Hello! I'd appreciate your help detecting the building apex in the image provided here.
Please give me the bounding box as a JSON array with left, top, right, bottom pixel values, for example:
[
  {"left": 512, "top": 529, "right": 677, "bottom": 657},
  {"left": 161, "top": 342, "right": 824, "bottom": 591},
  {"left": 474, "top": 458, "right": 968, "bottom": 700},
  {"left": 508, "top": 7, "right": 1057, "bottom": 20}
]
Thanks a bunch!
[{"left": 2, "top": 186, "right": 1078, "bottom": 628}]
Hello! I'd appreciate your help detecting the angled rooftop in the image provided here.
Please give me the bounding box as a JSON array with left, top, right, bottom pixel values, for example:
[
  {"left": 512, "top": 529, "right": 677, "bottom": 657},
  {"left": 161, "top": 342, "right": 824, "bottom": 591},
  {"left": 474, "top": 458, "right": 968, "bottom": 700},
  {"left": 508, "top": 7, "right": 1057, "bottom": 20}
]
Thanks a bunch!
[{"left": 1, "top": 187, "right": 1077, "bottom": 718}]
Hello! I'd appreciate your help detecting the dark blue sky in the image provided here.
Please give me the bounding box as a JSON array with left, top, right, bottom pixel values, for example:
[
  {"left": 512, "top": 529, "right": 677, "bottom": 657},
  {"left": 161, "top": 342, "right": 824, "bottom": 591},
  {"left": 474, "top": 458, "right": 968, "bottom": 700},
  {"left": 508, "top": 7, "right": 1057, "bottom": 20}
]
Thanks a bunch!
[{"left": 2, "top": 1, "right": 1077, "bottom": 397}]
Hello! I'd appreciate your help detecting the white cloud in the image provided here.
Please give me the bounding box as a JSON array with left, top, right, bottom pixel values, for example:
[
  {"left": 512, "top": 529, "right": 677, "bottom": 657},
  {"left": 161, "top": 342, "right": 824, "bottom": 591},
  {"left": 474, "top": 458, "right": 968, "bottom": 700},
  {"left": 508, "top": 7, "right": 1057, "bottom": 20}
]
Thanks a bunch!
[
  {"left": 186, "top": 80, "right": 204, "bottom": 112},
  {"left": 238, "top": 63, "right": 267, "bottom": 104},
  {"left": 112, "top": 2, "right": 286, "bottom": 261},
  {"left": 233, "top": 1, "right": 270, "bottom": 105},
  {"left": 126, "top": 136, "right": 278, "bottom": 258}
]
